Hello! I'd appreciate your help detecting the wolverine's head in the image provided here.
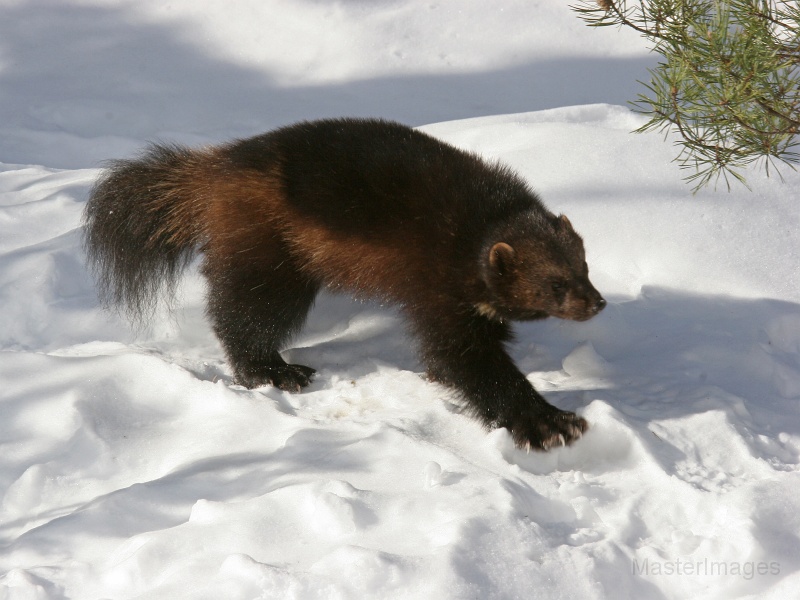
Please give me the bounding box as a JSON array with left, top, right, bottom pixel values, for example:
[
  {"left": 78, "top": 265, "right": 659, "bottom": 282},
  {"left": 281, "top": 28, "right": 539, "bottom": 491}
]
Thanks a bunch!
[{"left": 480, "top": 212, "right": 606, "bottom": 322}]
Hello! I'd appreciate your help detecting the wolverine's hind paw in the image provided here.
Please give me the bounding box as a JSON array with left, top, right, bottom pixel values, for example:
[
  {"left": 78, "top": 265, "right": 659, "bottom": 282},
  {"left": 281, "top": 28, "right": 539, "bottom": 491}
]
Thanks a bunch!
[{"left": 235, "top": 364, "right": 316, "bottom": 392}]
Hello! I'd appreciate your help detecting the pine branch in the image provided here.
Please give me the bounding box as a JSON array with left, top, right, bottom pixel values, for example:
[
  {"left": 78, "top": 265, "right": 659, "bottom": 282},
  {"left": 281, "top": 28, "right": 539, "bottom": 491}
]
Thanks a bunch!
[{"left": 572, "top": 0, "right": 800, "bottom": 191}]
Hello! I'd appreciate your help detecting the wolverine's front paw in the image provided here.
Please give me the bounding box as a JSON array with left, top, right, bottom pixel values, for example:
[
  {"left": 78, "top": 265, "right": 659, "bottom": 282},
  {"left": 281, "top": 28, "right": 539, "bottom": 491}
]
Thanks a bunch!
[
  {"left": 236, "top": 364, "right": 316, "bottom": 392},
  {"left": 504, "top": 407, "right": 588, "bottom": 451},
  {"left": 268, "top": 363, "right": 317, "bottom": 392}
]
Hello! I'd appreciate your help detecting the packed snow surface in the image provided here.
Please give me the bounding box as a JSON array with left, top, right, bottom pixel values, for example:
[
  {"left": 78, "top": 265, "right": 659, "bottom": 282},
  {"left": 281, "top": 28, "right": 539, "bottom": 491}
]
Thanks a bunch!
[{"left": 1, "top": 1, "right": 799, "bottom": 599}]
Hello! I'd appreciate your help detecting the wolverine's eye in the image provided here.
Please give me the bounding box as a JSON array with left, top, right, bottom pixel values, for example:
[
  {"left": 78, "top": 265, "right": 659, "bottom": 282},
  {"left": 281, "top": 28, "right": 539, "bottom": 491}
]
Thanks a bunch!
[{"left": 551, "top": 281, "right": 566, "bottom": 294}]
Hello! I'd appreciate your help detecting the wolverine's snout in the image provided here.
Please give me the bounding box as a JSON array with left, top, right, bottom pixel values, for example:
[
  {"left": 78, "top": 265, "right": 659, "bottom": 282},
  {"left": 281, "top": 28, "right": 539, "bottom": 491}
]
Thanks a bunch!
[
  {"left": 576, "top": 293, "right": 606, "bottom": 321},
  {"left": 560, "top": 282, "right": 606, "bottom": 322}
]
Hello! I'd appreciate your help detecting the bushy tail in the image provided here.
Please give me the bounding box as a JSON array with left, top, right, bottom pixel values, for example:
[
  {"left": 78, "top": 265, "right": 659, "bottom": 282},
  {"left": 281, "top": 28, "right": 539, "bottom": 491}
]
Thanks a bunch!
[{"left": 83, "top": 143, "right": 210, "bottom": 322}]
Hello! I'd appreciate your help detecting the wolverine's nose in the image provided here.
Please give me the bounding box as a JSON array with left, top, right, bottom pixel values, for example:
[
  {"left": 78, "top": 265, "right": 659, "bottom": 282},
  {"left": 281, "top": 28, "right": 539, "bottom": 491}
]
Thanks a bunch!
[{"left": 594, "top": 298, "right": 607, "bottom": 313}]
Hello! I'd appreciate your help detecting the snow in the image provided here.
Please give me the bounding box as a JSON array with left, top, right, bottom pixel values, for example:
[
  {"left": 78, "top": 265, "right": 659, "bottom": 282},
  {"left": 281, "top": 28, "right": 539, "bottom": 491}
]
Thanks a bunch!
[{"left": 1, "top": 1, "right": 799, "bottom": 599}]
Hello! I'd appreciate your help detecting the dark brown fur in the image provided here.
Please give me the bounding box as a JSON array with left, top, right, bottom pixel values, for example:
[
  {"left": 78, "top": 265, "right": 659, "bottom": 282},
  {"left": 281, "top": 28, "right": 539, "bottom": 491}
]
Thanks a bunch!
[{"left": 84, "top": 118, "right": 605, "bottom": 450}]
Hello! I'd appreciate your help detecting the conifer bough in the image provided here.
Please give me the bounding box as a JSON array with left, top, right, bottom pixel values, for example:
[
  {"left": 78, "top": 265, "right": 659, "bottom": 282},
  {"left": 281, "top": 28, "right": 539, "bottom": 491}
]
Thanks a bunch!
[{"left": 573, "top": 0, "right": 800, "bottom": 190}]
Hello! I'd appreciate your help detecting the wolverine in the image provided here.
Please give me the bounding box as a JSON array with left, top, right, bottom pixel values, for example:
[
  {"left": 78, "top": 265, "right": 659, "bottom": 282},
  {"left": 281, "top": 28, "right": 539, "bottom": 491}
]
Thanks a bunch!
[{"left": 84, "top": 118, "right": 606, "bottom": 450}]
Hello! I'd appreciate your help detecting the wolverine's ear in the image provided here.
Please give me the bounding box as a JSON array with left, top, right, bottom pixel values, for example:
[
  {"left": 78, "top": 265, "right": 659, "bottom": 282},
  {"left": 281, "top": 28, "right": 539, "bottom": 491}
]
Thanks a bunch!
[
  {"left": 558, "top": 214, "right": 573, "bottom": 230},
  {"left": 489, "top": 242, "right": 515, "bottom": 276}
]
